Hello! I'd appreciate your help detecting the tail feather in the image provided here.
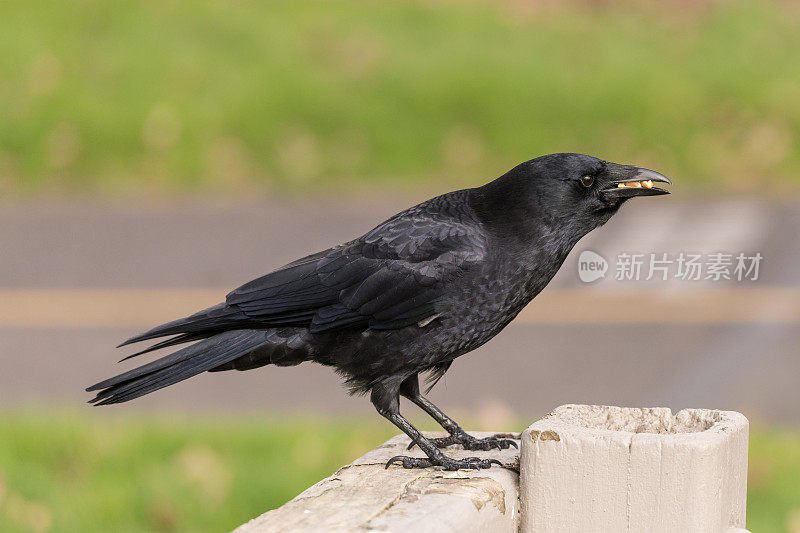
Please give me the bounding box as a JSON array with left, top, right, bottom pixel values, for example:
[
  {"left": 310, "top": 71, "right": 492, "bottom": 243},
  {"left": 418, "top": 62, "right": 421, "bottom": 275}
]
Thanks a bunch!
[
  {"left": 88, "top": 330, "right": 267, "bottom": 405},
  {"left": 117, "top": 303, "right": 314, "bottom": 349},
  {"left": 118, "top": 332, "right": 212, "bottom": 362},
  {"left": 117, "top": 303, "right": 248, "bottom": 348}
]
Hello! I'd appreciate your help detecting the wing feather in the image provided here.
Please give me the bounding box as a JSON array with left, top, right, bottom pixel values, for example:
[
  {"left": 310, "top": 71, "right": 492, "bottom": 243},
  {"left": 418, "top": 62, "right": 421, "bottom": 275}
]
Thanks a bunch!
[{"left": 121, "top": 191, "right": 487, "bottom": 347}]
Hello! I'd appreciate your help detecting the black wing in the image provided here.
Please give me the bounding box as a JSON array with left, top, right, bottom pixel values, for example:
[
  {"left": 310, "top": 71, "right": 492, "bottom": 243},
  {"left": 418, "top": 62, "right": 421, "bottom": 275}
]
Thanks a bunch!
[{"left": 121, "top": 192, "right": 487, "bottom": 347}]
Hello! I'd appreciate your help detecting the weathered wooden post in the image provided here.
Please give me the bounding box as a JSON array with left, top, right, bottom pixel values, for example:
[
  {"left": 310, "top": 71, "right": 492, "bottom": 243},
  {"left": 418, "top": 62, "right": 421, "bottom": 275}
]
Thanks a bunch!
[
  {"left": 236, "top": 404, "right": 749, "bottom": 532},
  {"left": 520, "top": 405, "right": 749, "bottom": 533}
]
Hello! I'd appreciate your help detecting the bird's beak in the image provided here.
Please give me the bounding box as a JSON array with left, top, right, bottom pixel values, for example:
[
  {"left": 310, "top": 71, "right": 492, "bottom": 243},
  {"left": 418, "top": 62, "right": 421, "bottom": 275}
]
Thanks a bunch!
[{"left": 601, "top": 164, "right": 672, "bottom": 199}]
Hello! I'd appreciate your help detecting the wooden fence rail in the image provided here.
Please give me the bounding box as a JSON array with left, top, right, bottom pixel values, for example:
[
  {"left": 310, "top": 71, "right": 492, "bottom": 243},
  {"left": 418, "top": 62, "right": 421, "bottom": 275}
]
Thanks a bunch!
[{"left": 235, "top": 404, "right": 749, "bottom": 533}]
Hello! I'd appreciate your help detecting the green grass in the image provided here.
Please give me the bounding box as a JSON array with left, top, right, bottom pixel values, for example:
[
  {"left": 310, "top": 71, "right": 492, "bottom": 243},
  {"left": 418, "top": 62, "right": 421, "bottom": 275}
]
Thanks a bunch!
[
  {"left": 747, "top": 427, "right": 800, "bottom": 532},
  {"left": 0, "top": 412, "right": 396, "bottom": 532},
  {"left": 0, "top": 0, "right": 799, "bottom": 196},
  {"left": 0, "top": 412, "right": 797, "bottom": 532}
]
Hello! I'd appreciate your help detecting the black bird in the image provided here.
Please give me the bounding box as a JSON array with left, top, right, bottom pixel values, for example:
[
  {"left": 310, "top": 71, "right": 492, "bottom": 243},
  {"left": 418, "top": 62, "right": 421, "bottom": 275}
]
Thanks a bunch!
[{"left": 87, "top": 153, "right": 671, "bottom": 470}]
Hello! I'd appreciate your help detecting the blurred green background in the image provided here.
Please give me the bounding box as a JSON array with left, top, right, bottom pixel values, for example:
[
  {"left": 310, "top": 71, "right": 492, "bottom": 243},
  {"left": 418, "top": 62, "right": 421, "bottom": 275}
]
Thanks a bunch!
[
  {"left": 2, "top": 0, "right": 800, "bottom": 531},
  {"left": 1, "top": 0, "right": 799, "bottom": 197}
]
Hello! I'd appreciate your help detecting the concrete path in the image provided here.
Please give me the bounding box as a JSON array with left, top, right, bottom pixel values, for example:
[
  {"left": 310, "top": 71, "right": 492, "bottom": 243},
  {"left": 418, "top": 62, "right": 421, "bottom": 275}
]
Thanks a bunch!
[{"left": 1, "top": 196, "right": 798, "bottom": 424}]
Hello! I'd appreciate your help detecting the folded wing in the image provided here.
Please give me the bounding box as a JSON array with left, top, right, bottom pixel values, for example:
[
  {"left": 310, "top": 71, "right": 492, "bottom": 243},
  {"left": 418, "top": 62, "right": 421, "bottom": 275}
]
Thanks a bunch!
[{"left": 121, "top": 193, "right": 487, "bottom": 349}]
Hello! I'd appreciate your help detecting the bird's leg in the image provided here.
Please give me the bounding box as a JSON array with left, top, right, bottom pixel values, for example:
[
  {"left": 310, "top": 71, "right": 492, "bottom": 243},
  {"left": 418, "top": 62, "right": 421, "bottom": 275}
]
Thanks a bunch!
[
  {"left": 371, "top": 381, "right": 500, "bottom": 470},
  {"left": 399, "top": 374, "right": 517, "bottom": 451}
]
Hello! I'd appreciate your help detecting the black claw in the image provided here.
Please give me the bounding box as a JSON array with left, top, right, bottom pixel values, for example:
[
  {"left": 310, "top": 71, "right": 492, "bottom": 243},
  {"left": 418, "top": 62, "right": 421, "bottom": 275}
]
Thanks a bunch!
[
  {"left": 385, "top": 455, "right": 401, "bottom": 469},
  {"left": 477, "top": 438, "right": 518, "bottom": 451},
  {"left": 386, "top": 453, "right": 503, "bottom": 470},
  {"left": 405, "top": 433, "right": 519, "bottom": 458},
  {"left": 385, "top": 455, "right": 434, "bottom": 469},
  {"left": 408, "top": 435, "right": 455, "bottom": 450},
  {"left": 458, "top": 435, "right": 519, "bottom": 451}
]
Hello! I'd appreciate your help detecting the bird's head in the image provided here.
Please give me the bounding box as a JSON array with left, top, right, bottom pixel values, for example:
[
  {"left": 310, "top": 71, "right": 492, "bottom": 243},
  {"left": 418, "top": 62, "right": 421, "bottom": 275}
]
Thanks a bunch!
[
  {"left": 525, "top": 152, "right": 671, "bottom": 227},
  {"left": 472, "top": 153, "right": 672, "bottom": 253}
]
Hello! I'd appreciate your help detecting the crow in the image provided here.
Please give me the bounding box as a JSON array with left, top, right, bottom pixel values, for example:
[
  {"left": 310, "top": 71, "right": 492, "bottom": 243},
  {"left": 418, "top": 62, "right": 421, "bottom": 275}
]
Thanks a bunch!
[{"left": 87, "top": 153, "right": 671, "bottom": 470}]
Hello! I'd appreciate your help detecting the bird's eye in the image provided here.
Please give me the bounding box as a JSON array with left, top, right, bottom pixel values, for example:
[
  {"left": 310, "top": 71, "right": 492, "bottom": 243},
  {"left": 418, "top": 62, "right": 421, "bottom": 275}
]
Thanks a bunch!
[{"left": 580, "top": 175, "right": 595, "bottom": 188}]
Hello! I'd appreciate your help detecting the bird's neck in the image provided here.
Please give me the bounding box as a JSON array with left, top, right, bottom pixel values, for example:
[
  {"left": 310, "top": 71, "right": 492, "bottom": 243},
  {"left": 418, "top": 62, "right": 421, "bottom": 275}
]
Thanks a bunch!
[
  {"left": 469, "top": 177, "right": 591, "bottom": 302},
  {"left": 469, "top": 177, "right": 585, "bottom": 269}
]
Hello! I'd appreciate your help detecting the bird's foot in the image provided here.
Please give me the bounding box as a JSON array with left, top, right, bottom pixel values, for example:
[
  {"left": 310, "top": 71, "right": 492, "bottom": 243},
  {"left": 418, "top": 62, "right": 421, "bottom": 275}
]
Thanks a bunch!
[
  {"left": 407, "top": 431, "right": 518, "bottom": 451},
  {"left": 385, "top": 454, "right": 501, "bottom": 471}
]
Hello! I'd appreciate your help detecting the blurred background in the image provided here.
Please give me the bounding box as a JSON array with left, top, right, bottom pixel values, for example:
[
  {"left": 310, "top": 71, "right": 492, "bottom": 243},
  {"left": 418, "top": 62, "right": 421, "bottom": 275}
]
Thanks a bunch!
[{"left": 1, "top": 0, "right": 799, "bottom": 531}]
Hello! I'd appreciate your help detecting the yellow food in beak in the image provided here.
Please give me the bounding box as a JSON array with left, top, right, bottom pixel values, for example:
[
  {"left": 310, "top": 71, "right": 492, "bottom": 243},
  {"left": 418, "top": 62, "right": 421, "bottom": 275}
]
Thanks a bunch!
[{"left": 617, "top": 180, "right": 654, "bottom": 188}]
